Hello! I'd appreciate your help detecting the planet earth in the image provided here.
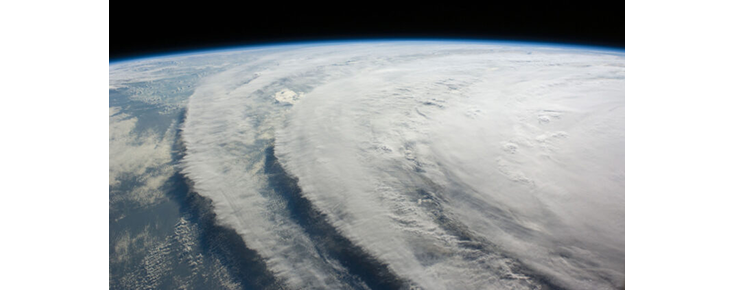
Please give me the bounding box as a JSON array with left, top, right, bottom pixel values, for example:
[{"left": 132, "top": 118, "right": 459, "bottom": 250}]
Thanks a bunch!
[{"left": 109, "top": 40, "right": 624, "bottom": 290}]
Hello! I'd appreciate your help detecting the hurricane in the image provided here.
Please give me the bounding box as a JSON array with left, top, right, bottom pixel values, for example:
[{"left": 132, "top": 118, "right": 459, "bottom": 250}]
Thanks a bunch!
[{"left": 109, "top": 41, "right": 624, "bottom": 290}]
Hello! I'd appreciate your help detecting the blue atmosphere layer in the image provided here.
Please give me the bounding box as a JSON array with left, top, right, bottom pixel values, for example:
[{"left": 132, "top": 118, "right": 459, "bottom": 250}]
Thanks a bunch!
[{"left": 109, "top": 38, "right": 625, "bottom": 64}]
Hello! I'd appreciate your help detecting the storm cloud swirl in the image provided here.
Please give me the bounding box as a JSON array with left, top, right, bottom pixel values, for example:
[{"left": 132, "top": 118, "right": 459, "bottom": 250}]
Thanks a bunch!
[{"left": 178, "top": 42, "right": 624, "bottom": 290}]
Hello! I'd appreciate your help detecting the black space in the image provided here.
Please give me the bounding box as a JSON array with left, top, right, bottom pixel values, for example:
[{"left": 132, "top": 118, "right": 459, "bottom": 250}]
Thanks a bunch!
[{"left": 110, "top": 2, "right": 623, "bottom": 60}]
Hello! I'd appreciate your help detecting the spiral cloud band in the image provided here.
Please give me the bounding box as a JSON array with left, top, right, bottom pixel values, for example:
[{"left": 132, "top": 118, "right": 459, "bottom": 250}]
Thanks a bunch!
[{"left": 177, "top": 42, "right": 624, "bottom": 289}]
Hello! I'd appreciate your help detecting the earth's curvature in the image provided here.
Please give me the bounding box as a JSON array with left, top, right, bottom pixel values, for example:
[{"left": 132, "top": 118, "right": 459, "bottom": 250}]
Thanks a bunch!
[{"left": 109, "top": 41, "right": 624, "bottom": 290}]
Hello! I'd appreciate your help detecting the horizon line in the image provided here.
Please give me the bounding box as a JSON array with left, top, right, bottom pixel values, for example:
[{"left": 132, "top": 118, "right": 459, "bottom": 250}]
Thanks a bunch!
[{"left": 110, "top": 37, "right": 625, "bottom": 65}]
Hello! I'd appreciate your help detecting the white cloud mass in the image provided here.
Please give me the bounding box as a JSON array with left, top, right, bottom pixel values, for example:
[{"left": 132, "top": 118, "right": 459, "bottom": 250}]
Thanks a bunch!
[{"left": 179, "top": 42, "right": 624, "bottom": 289}]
